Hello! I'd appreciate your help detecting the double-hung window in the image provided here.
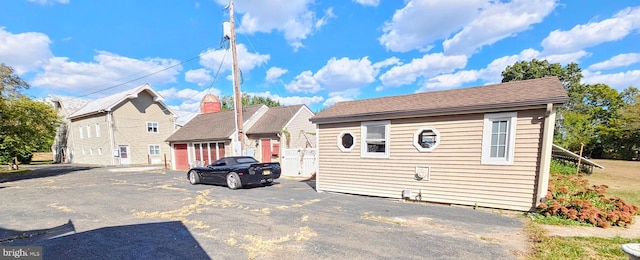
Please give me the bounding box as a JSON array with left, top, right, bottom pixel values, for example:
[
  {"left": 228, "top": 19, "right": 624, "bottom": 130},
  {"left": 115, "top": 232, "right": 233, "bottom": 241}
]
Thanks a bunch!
[
  {"left": 481, "top": 112, "right": 517, "bottom": 165},
  {"left": 361, "top": 121, "right": 390, "bottom": 158},
  {"left": 149, "top": 145, "right": 160, "bottom": 155},
  {"left": 147, "top": 122, "right": 159, "bottom": 133}
]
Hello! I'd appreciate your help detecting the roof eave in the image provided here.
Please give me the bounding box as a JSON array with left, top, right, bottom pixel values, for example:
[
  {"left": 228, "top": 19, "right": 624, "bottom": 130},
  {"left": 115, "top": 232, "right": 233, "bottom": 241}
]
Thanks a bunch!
[{"left": 311, "top": 97, "right": 567, "bottom": 124}]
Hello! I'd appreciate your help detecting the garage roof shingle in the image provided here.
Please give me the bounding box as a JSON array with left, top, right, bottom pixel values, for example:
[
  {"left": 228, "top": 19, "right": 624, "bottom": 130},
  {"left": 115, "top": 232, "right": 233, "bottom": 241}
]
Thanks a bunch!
[
  {"left": 166, "top": 105, "right": 265, "bottom": 142},
  {"left": 310, "top": 77, "right": 568, "bottom": 124}
]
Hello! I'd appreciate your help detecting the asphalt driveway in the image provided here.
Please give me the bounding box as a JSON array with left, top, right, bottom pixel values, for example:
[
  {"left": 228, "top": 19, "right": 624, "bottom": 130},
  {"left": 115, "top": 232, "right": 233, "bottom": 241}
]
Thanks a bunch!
[{"left": 1, "top": 165, "right": 528, "bottom": 259}]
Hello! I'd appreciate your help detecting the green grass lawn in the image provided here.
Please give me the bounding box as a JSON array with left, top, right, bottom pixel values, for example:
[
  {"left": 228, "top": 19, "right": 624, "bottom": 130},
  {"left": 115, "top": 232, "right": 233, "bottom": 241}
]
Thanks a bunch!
[{"left": 527, "top": 222, "right": 639, "bottom": 260}]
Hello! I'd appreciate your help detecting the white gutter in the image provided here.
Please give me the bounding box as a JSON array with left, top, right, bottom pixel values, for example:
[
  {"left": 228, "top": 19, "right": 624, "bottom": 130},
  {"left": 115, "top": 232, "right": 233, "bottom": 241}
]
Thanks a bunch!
[{"left": 536, "top": 103, "right": 556, "bottom": 205}]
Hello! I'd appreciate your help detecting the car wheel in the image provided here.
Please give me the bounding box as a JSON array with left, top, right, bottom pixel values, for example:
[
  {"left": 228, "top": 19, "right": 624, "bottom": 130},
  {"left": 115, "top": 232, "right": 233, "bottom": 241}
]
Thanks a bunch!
[
  {"left": 226, "top": 172, "right": 242, "bottom": 190},
  {"left": 188, "top": 170, "right": 200, "bottom": 185}
]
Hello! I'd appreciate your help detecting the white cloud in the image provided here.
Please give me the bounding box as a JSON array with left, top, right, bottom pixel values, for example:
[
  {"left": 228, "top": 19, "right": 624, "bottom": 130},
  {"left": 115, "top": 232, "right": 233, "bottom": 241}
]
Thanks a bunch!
[
  {"left": 443, "top": 0, "right": 555, "bottom": 55},
  {"left": 378, "top": 0, "right": 482, "bottom": 52},
  {"left": 199, "top": 44, "right": 269, "bottom": 75},
  {"left": 218, "top": 0, "right": 334, "bottom": 51},
  {"left": 353, "top": 0, "right": 380, "bottom": 7},
  {"left": 588, "top": 53, "right": 640, "bottom": 71},
  {"left": 31, "top": 51, "right": 182, "bottom": 92},
  {"left": 314, "top": 57, "right": 376, "bottom": 91},
  {"left": 582, "top": 70, "right": 640, "bottom": 91},
  {"left": 541, "top": 7, "right": 640, "bottom": 54},
  {"left": 418, "top": 48, "right": 540, "bottom": 91},
  {"left": 248, "top": 91, "right": 324, "bottom": 107},
  {"left": 27, "top": 0, "right": 69, "bottom": 5},
  {"left": 322, "top": 88, "right": 360, "bottom": 107},
  {"left": 421, "top": 70, "right": 480, "bottom": 90},
  {"left": 265, "top": 67, "right": 288, "bottom": 82},
  {"left": 315, "top": 8, "right": 336, "bottom": 29},
  {"left": 0, "top": 27, "right": 53, "bottom": 74},
  {"left": 285, "top": 56, "right": 384, "bottom": 94},
  {"left": 541, "top": 50, "right": 590, "bottom": 65},
  {"left": 185, "top": 68, "right": 212, "bottom": 86},
  {"left": 378, "top": 53, "right": 467, "bottom": 88},
  {"left": 372, "top": 57, "right": 402, "bottom": 70},
  {"left": 285, "top": 71, "right": 321, "bottom": 93}
]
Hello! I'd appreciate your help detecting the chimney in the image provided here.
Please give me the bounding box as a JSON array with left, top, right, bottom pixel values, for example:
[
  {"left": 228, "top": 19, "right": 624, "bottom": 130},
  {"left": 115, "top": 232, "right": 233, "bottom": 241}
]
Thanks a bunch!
[{"left": 200, "top": 94, "right": 221, "bottom": 113}]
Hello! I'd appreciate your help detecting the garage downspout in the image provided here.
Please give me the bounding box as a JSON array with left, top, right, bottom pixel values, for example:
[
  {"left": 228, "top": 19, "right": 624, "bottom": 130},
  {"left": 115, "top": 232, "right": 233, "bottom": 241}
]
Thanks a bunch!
[
  {"left": 315, "top": 124, "right": 321, "bottom": 193},
  {"left": 107, "top": 111, "right": 116, "bottom": 166},
  {"left": 536, "top": 103, "right": 556, "bottom": 205}
]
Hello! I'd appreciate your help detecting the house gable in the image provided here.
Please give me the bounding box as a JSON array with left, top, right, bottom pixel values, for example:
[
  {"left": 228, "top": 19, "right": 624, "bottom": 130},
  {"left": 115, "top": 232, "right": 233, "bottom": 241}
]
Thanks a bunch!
[{"left": 53, "top": 84, "right": 175, "bottom": 166}]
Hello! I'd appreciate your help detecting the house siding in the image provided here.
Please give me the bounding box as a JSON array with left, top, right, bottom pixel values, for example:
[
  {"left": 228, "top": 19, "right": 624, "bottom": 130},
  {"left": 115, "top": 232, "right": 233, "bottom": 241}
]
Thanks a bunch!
[
  {"left": 68, "top": 115, "right": 112, "bottom": 165},
  {"left": 316, "top": 108, "right": 545, "bottom": 211},
  {"left": 284, "top": 108, "right": 316, "bottom": 149},
  {"left": 111, "top": 91, "right": 174, "bottom": 165}
]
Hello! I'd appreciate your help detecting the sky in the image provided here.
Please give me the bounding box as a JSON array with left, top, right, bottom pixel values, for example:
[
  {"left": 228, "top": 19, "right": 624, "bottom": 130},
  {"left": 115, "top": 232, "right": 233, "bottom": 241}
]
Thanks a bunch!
[{"left": 1, "top": 0, "right": 639, "bottom": 113}]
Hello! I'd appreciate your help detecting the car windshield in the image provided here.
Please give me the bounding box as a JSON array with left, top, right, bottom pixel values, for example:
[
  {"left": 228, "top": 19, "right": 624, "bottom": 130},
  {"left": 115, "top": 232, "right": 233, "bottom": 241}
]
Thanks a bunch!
[{"left": 235, "top": 157, "right": 258, "bottom": 164}]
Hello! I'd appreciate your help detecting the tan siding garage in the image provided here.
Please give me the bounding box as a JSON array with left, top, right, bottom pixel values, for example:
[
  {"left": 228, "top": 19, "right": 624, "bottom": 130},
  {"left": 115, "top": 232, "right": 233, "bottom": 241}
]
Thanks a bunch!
[{"left": 312, "top": 77, "right": 568, "bottom": 211}]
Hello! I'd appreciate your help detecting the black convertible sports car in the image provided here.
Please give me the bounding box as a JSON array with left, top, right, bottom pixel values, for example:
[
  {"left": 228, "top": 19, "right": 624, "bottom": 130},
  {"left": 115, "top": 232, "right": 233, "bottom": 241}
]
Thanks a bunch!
[{"left": 187, "top": 156, "right": 281, "bottom": 189}]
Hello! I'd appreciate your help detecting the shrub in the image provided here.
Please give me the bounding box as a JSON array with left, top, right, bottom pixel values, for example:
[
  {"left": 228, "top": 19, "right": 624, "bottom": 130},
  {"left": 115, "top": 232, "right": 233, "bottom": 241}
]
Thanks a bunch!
[
  {"left": 550, "top": 159, "right": 577, "bottom": 175},
  {"left": 537, "top": 174, "right": 639, "bottom": 228}
]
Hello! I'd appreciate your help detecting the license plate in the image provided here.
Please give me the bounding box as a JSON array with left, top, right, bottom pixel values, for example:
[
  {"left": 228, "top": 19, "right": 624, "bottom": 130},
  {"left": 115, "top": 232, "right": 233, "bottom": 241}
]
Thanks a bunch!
[{"left": 263, "top": 169, "right": 271, "bottom": 175}]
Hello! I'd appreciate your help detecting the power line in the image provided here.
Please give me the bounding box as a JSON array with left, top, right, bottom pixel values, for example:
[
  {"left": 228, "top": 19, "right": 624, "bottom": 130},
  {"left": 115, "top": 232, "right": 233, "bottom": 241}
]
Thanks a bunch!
[{"left": 77, "top": 48, "right": 220, "bottom": 98}]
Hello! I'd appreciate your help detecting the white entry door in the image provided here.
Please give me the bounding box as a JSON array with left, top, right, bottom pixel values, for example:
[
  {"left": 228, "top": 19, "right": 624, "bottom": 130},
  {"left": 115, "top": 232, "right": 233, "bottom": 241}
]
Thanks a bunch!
[{"left": 119, "top": 145, "right": 131, "bottom": 165}]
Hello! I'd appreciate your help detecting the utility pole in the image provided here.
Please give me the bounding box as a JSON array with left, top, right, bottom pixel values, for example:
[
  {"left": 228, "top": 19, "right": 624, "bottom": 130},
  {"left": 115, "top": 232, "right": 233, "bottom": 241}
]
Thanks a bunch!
[{"left": 229, "top": 0, "right": 244, "bottom": 155}]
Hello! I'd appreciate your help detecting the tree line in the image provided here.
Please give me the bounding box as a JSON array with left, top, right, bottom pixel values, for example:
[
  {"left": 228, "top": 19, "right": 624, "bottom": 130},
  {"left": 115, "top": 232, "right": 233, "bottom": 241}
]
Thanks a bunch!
[{"left": 501, "top": 59, "right": 639, "bottom": 160}]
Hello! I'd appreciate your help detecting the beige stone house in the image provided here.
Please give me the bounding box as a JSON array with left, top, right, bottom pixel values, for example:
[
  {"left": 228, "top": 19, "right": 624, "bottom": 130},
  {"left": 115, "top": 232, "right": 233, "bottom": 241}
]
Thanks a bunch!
[
  {"left": 309, "top": 77, "right": 568, "bottom": 211},
  {"left": 166, "top": 99, "right": 316, "bottom": 171},
  {"left": 50, "top": 84, "right": 176, "bottom": 166}
]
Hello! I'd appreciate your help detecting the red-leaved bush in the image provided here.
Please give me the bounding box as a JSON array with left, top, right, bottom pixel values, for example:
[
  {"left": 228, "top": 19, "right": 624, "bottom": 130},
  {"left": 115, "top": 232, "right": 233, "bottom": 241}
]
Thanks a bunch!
[{"left": 537, "top": 174, "right": 638, "bottom": 228}]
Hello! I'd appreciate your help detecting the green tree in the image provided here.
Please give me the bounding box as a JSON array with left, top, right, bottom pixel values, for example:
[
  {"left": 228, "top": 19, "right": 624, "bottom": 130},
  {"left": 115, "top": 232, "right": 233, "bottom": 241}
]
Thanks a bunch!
[
  {"left": 501, "top": 59, "right": 584, "bottom": 108},
  {"left": 1, "top": 63, "right": 29, "bottom": 97},
  {"left": 607, "top": 94, "right": 640, "bottom": 159},
  {"left": 220, "top": 93, "right": 281, "bottom": 110},
  {"left": 500, "top": 59, "right": 629, "bottom": 158},
  {"left": 0, "top": 64, "right": 60, "bottom": 165}
]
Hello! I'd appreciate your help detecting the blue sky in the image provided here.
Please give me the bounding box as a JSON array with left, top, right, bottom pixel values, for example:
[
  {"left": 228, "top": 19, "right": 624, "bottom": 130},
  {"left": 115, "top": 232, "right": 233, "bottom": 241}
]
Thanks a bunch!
[{"left": 1, "top": 0, "right": 639, "bottom": 112}]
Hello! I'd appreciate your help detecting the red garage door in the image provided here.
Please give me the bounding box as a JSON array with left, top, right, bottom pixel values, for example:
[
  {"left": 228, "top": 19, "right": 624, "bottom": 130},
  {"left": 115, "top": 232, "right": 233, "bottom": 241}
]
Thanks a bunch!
[{"left": 174, "top": 144, "right": 189, "bottom": 170}]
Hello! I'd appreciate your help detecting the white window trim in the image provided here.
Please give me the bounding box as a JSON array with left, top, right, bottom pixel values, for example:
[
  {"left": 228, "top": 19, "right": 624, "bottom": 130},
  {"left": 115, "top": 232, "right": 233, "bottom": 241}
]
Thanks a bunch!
[
  {"left": 147, "top": 121, "right": 159, "bottom": 133},
  {"left": 79, "top": 126, "right": 84, "bottom": 139},
  {"left": 86, "top": 125, "right": 91, "bottom": 138},
  {"left": 149, "top": 144, "right": 161, "bottom": 155},
  {"left": 337, "top": 131, "right": 356, "bottom": 152},
  {"left": 413, "top": 127, "right": 440, "bottom": 152},
  {"left": 481, "top": 112, "right": 517, "bottom": 165},
  {"left": 361, "top": 120, "right": 390, "bottom": 159},
  {"left": 95, "top": 123, "right": 101, "bottom": 137}
]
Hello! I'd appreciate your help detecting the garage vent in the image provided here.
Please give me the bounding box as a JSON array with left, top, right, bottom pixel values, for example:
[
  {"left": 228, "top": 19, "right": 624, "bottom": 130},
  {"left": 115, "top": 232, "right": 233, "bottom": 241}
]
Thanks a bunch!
[{"left": 415, "top": 166, "right": 430, "bottom": 180}]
